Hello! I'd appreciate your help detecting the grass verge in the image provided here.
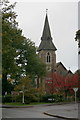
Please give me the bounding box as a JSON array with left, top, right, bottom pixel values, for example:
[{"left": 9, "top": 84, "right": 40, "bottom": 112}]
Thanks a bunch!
[{"left": 3, "top": 102, "right": 50, "bottom": 106}]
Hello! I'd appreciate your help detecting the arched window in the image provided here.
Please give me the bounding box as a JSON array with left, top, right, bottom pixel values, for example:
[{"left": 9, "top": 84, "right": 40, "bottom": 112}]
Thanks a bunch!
[{"left": 46, "top": 52, "right": 51, "bottom": 63}]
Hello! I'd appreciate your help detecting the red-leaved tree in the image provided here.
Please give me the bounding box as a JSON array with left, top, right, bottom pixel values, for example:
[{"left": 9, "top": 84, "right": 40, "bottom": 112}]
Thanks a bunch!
[{"left": 45, "top": 72, "right": 80, "bottom": 97}]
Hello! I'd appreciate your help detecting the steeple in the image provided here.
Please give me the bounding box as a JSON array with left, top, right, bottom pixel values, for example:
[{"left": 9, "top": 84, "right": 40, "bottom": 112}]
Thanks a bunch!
[
  {"left": 38, "top": 10, "right": 57, "bottom": 51},
  {"left": 41, "top": 9, "right": 52, "bottom": 41}
]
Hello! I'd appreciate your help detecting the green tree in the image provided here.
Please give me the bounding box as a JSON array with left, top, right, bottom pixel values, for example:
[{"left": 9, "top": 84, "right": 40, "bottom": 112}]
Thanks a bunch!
[
  {"left": 2, "top": 2, "right": 25, "bottom": 95},
  {"left": 14, "top": 76, "right": 38, "bottom": 103},
  {"left": 16, "top": 38, "right": 47, "bottom": 86},
  {"left": 75, "top": 30, "right": 80, "bottom": 40},
  {"left": 75, "top": 69, "right": 80, "bottom": 100},
  {"left": 2, "top": 2, "right": 47, "bottom": 95}
]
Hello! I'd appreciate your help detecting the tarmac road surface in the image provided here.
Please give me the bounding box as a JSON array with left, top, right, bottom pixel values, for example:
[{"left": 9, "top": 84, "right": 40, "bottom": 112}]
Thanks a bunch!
[
  {"left": 1, "top": 103, "right": 79, "bottom": 119},
  {"left": 2, "top": 104, "right": 69, "bottom": 119}
]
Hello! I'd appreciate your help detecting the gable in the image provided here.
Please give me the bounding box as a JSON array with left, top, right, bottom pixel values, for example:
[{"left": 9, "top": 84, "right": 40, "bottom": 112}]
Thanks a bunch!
[{"left": 55, "top": 62, "right": 67, "bottom": 76}]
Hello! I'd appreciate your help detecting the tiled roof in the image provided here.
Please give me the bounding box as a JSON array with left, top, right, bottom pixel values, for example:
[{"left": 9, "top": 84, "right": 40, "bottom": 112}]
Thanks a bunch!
[{"left": 56, "top": 62, "right": 67, "bottom": 71}]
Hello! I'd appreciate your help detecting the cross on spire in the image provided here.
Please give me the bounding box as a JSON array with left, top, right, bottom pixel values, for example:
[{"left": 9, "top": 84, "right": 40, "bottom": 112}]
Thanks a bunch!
[{"left": 46, "top": 9, "right": 48, "bottom": 14}]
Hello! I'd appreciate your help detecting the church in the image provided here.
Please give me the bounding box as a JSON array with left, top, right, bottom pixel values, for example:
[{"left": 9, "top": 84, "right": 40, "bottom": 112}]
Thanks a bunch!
[{"left": 37, "top": 10, "right": 73, "bottom": 91}]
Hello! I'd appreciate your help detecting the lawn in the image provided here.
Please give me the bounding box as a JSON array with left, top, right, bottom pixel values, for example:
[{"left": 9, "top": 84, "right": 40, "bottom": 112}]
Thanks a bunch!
[{"left": 3, "top": 102, "right": 50, "bottom": 106}]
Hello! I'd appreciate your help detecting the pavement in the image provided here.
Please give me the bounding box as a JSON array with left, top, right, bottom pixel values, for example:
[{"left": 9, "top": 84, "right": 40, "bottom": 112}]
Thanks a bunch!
[
  {"left": 1, "top": 102, "right": 80, "bottom": 120},
  {"left": 44, "top": 103, "right": 79, "bottom": 120}
]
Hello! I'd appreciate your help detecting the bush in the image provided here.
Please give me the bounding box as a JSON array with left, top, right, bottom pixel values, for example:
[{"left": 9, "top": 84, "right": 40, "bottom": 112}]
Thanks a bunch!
[
  {"left": 2, "top": 95, "right": 12, "bottom": 103},
  {"left": 11, "top": 94, "right": 31, "bottom": 104},
  {"left": 24, "top": 96, "right": 31, "bottom": 104},
  {"left": 41, "top": 94, "right": 64, "bottom": 103},
  {"left": 24, "top": 94, "right": 39, "bottom": 103},
  {"left": 15, "top": 94, "right": 38, "bottom": 104},
  {"left": 15, "top": 94, "right": 22, "bottom": 103},
  {"left": 41, "top": 94, "right": 54, "bottom": 102},
  {"left": 55, "top": 94, "right": 64, "bottom": 102}
]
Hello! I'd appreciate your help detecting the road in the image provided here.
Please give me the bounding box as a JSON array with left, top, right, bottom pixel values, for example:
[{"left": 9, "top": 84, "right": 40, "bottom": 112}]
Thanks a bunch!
[{"left": 2, "top": 104, "right": 67, "bottom": 119}]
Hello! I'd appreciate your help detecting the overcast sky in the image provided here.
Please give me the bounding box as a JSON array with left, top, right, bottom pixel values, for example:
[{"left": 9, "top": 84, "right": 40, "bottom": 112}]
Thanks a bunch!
[{"left": 10, "top": 0, "right": 78, "bottom": 73}]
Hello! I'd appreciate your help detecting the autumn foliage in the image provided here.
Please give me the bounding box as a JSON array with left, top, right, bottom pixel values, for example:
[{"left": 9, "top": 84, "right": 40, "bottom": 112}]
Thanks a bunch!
[{"left": 45, "top": 72, "right": 80, "bottom": 94}]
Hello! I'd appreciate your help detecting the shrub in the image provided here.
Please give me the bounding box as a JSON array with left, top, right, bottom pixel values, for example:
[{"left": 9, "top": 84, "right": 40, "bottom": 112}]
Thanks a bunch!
[
  {"left": 24, "top": 94, "right": 39, "bottom": 104},
  {"left": 2, "top": 95, "right": 12, "bottom": 103},
  {"left": 15, "top": 94, "right": 22, "bottom": 103},
  {"left": 24, "top": 96, "right": 31, "bottom": 104},
  {"left": 41, "top": 94, "right": 64, "bottom": 103}
]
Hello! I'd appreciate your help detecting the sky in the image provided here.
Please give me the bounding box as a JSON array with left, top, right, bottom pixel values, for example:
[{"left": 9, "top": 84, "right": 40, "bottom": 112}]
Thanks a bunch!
[{"left": 9, "top": 0, "right": 78, "bottom": 73}]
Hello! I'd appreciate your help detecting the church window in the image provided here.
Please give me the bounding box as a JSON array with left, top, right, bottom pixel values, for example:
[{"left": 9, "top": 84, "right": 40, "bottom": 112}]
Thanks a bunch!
[{"left": 46, "top": 52, "right": 51, "bottom": 63}]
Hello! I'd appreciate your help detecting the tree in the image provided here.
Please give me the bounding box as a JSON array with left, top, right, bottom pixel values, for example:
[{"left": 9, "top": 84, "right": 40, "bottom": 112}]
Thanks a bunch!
[
  {"left": 14, "top": 76, "right": 39, "bottom": 103},
  {"left": 45, "top": 71, "right": 80, "bottom": 99},
  {"left": 74, "top": 69, "right": 80, "bottom": 100},
  {"left": 75, "top": 30, "right": 80, "bottom": 47},
  {"left": 2, "top": 2, "right": 47, "bottom": 95},
  {"left": 2, "top": 2, "right": 25, "bottom": 95},
  {"left": 16, "top": 38, "right": 47, "bottom": 84},
  {"left": 45, "top": 72, "right": 64, "bottom": 94}
]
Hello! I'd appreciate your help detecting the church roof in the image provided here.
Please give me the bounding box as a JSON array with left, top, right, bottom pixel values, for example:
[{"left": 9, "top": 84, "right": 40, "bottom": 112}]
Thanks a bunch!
[
  {"left": 56, "top": 62, "right": 73, "bottom": 75},
  {"left": 66, "top": 70, "right": 73, "bottom": 75},
  {"left": 56, "top": 62, "right": 67, "bottom": 71},
  {"left": 38, "top": 13, "right": 57, "bottom": 51}
]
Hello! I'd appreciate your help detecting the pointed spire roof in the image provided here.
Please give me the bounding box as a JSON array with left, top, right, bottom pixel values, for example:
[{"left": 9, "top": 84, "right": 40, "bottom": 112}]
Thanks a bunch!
[
  {"left": 41, "top": 12, "right": 52, "bottom": 41},
  {"left": 38, "top": 10, "right": 57, "bottom": 51}
]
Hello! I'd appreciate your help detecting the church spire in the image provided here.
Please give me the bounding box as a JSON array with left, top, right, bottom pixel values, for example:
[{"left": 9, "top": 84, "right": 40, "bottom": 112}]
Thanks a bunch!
[
  {"left": 41, "top": 9, "right": 52, "bottom": 41},
  {"left": 38, "top": 10, "right": 57, "bottom": 51}
]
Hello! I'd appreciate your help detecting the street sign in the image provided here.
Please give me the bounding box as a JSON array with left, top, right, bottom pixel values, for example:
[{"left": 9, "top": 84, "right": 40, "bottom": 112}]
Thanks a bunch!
[
  {"left": 73, "top": 88, "right": 78, "bottom": 105},
  {"left": 73, "top": 88, "right": 78, "bottom": 92}
]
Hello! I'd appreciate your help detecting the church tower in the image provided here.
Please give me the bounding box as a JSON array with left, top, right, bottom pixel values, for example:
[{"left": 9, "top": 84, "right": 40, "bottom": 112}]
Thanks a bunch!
[{"left": 38, "top": 10, "right": 57, "bottom": 72}]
